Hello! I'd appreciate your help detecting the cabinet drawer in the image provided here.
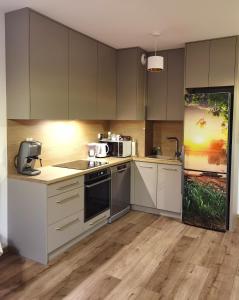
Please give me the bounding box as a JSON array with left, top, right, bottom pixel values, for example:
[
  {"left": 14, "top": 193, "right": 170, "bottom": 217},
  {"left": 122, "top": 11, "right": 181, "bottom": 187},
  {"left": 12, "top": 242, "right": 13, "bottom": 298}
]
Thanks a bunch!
[
  {"left": 48, "top": 211, "right": 84, "bottom": 253},
  {"left": 48, "top": 176, "right": 84, "bottom": 197},
  {"left": 48, "top": 187, "right": 84, "bottom": 225},
  {"left": 84, "top": 210, "right": 110, "bottom": 232}
]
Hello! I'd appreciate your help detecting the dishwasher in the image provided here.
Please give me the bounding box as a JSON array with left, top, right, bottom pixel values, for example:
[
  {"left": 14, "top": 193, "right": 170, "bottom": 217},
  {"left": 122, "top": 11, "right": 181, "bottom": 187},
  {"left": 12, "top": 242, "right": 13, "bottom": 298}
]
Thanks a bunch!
[{"left": 109, "top": 162, "right": 131, "bottom": 223}]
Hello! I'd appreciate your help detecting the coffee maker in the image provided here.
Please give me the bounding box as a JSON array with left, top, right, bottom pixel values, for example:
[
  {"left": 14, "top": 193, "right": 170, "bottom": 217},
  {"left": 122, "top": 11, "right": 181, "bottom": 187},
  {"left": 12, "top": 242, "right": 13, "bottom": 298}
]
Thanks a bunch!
[{"left": 15, "top": 140, "right": 42, "bottom": 176}]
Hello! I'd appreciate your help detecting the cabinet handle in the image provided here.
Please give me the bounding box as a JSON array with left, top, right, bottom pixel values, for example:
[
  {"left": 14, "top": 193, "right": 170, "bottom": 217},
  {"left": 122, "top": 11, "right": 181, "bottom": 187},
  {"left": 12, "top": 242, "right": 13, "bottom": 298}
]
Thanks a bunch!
[
  {"left": 139, "top": 165, "right": 153, "bottom": 169},
  {"left": 85, "top": 177, "right": 111, "bottom": 188},
  {"left": 162, "top": 168, "right": 178, "bottom": 172},
  {"left": 89, "top": 215, "right": 107, "bottom": 226},
  {"left": 56, "top": 194, "right": 79, "bottom": 204},
  {"left": 56, "top": 181, "right": 80, "bottom": 191},
  {"left": 56, "top": 217, "right": 81, "bottom": 231},
  {"left": 117, "top": 168, "right": 127, "bottom": 173}
]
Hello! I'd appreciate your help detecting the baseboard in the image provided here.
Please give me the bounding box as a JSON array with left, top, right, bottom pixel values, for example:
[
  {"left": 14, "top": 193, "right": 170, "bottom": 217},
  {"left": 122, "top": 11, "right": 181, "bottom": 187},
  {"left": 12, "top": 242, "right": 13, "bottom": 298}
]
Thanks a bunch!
[
  {"left": 0, "top": 245, "right": 19, "bottom": 256},
  {"left": 131, "top": 204, "right": 182, "bottom": 220}
]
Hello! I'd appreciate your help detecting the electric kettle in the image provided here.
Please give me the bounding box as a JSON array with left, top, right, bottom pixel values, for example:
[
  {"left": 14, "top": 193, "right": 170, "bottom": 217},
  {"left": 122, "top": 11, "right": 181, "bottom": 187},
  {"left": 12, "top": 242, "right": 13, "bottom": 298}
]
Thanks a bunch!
[{"left": 95, "top": 143, "right": 109, "bottom": 158}]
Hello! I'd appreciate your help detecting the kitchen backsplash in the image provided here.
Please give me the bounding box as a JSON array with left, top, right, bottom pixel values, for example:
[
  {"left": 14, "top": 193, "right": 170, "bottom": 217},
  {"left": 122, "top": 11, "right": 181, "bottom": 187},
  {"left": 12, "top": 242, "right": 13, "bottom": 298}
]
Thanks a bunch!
[
  {"left": 109, "top": 120, "right": 146, "bottom": 157},
  {"left": 152, "top": 121, "right": 184, "bottom": 156},
  {"left": 7, "top": 119, "right": 182, "bottom": 173},
  {"left": 7, "top": 120, "right": 109, "bottom": 173}
]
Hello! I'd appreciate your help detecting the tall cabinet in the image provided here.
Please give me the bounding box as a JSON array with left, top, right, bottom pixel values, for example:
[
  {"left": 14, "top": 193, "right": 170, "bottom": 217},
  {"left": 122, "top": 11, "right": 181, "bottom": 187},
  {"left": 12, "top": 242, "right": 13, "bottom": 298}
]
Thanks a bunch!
[
  {"left": 147, "top": 51, "right": 168, "bottom": 120},
  {"left": 6, "top": 8, "right": 69, "bottom": 119},
  {"left": 116, "top": 48, "right": 146, "bottom": 120},
  {"left": 147, "top": 48, "right": 184, "bottom": 121},
  {"left": 69, "top": 30, "right": 98, "bottom": 120},
  {"left": 97, "top": 43, "right": 116, "bottom": 120}
]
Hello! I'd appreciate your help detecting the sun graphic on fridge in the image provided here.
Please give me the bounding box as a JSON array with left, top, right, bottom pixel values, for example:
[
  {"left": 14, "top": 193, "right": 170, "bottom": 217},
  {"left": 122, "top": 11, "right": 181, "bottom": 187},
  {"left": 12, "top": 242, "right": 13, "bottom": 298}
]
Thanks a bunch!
[{"left": 184, "top": 106, "right": 227, "bottom": 152}]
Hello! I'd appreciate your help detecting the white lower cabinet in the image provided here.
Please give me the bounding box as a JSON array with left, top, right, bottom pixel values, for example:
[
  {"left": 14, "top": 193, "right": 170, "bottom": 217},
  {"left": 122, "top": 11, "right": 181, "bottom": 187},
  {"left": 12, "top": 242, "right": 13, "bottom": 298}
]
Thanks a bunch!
[
  {"left": 47, "top": 188, "right": 84, "bottom": 225},
  {"left": 8, "top": 175, "right": 109, "bottom": 264},
  {"left": 48, "top": 211, "right": 84, "bottom": 253},
  {"left": 133, "top": 161, "right": 157, "bottom": 208},
  {"left": 157, "top": 164, "right": 182, "bottom": 213},
  {"left": 132, "top": 161, "right": 182, "bottom": 215}
]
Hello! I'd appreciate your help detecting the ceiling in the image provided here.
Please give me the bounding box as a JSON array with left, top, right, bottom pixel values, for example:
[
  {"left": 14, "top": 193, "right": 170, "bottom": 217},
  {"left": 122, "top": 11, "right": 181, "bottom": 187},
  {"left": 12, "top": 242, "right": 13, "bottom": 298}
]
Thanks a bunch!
[{"left": 1, "top": 0, "right": 239, "bottom": 51}]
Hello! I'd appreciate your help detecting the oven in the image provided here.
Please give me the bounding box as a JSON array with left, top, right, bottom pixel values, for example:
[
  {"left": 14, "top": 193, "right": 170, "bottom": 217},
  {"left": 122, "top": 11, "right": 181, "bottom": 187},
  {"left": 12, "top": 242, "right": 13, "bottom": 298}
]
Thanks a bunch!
[{"left": 84, "top": 168, "right": 111, "bottom": 222}]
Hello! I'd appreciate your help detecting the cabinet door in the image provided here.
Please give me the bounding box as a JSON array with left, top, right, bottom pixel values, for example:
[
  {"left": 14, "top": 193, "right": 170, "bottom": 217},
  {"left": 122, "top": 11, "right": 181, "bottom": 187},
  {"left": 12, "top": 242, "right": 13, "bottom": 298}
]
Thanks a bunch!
[
  {"left": 97, "top": 43, "right": 116, "bottom": 119},
  {"left": 6, "top": 8, "right": 31, "bottom": 119},
  {"left": 209, "top": 37, "right": 236, "bottom": 87},
  {"left": 133, "top": 162, "right": 157, "bottom": 208},
  {"left": 185, "top": 41, "right": 210, "bottom": 88},
  {"left": 137, "top": 48, "right": 146, "bottom": 120},
  {"left": 157, "top": 164, "right": 182, "bottom": 213},
  {"left": 30, "top": 12, "right": 68, "bottom": 119},
  {"left": 167, "top": 49, "right": 184, "bottom": 120},
  {"left": 117, "top": 48, "right": 137, "bottom": 120},
  {"left": 147, "top": 51, "right": 167, "bottom": 120},
  {"left": 69, "top": 30, "right": 97, "bottom": 119}
]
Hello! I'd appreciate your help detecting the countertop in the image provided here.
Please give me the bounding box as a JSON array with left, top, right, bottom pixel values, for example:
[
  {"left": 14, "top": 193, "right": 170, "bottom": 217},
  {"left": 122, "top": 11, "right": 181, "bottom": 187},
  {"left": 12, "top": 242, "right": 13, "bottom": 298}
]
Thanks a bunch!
[{"left": 8, "top": 156, "right": 182, "bottom": 185}]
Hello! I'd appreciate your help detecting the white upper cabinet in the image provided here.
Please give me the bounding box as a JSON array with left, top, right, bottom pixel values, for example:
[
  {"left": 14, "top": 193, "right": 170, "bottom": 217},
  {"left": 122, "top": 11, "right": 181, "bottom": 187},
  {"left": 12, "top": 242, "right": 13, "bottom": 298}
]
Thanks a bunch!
[
  {"left": 185, "top": 37, "right": 237, "bottom": 88},
  {"left": 6, "top": 8, "right": 69, "bottom": 119}
]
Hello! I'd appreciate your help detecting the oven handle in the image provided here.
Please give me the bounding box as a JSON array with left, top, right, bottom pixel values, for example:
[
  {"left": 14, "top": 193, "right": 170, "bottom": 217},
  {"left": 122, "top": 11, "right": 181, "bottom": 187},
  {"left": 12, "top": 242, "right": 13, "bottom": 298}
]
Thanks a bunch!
[{"left": 85, "top": 177, "right": 111, "bottom": 188}]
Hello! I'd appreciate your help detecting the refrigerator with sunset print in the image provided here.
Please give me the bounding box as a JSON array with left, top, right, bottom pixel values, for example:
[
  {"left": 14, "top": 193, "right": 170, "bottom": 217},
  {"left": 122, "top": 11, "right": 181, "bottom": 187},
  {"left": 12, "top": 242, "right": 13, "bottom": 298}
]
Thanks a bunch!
[{"left": 182, "top": 91, "right": 232, "bottom": 232}]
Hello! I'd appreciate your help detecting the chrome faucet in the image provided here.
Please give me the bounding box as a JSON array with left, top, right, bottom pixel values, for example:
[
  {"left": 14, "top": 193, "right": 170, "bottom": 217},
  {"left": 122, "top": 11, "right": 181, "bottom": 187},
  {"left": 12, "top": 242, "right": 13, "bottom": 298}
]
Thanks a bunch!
[{"left": 167, "top": 137, "right": 181, "bottom": 159}]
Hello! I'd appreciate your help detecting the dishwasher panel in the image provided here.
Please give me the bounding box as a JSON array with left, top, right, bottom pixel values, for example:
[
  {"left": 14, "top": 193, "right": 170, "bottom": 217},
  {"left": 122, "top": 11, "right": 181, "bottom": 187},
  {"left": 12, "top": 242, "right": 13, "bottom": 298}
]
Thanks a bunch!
[{"left": 109, "top": 163, "right": 131, "bottom": 223}]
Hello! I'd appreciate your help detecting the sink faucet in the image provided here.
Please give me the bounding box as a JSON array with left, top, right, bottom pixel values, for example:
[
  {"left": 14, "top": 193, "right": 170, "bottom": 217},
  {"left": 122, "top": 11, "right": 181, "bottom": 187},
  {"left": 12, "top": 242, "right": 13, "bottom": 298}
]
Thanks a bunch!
[{"left": 167, "top": 137, "right": 181, "bottom": 159}]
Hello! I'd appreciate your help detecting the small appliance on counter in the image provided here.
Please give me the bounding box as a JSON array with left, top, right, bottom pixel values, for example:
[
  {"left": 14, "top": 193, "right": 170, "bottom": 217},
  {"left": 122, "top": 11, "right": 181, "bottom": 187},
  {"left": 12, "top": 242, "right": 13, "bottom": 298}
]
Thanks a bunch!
[
  {"left": 14, "top": 139, "right": 42, "bottom": 176},
  {"left": 88, "top": 143, "right": 97, "bottom": 158},
  {"left": 95, "top": 143, "right": 109, "bottom": 158},
  {"left": 100, "top": 138, "right": 132, "bottom": 157}
]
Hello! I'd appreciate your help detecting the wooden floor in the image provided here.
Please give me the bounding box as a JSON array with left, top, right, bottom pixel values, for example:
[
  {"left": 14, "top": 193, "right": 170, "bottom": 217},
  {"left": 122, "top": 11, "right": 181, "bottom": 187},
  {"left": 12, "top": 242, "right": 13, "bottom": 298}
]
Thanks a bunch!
[{"left": 1, "top": 211, "right": 239, "bottom": 300}]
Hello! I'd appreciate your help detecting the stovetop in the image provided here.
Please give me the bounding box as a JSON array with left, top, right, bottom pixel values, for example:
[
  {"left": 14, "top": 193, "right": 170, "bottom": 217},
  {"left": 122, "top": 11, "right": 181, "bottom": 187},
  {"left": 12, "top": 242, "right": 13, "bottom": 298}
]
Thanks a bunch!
[{"left": 54, "top": 160, "right": 108, "bottom": 170}]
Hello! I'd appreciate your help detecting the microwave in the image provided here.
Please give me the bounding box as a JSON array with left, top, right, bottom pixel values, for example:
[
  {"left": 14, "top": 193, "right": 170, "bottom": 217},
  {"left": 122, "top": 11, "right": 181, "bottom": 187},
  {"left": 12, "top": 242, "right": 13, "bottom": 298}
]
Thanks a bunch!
[{"left": 101, "top": 140, "right": 132, "bottom": 157}]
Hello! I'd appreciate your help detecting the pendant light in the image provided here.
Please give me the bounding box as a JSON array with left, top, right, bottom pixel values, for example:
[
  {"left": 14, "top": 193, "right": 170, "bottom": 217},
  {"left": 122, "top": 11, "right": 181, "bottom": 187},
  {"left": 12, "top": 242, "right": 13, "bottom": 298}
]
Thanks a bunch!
[{"left": 147, "top": 33, "right": 164, "bottom": 72}]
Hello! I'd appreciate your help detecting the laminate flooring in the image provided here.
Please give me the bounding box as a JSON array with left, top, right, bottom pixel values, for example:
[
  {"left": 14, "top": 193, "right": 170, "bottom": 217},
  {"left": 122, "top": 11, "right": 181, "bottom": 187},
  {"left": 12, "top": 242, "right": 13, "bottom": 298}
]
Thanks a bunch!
[{"left": 1, "top": 211, "right": 239, "bottom": 299}]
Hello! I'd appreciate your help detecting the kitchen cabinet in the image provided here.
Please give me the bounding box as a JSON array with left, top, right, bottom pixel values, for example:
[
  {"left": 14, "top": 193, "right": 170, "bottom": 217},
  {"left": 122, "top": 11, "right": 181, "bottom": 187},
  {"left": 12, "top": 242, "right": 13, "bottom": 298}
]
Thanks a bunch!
[
  {"left": 133, "top": 161, "right": 157, "bottom": 208},
  {"left": 147, "top": 51, "right": 168, "bottom": 120},
  {"left": 167, "top": 48, "right": 185, "bottom": 120},
  {"left": 97, "top": 43, "right": 116, "bottom": 119},
  {"left": 6, "top": 8, "right": 68, "bottom": 119},
  {"left": 209, "top": 37, "right": 236, "bottom": 87},
  {"left": 8, "top": 175, "right": 109, "bottom": 264},
  {"left": 185, "top": 41, "right": 210, "bottom": 88},
  {"left": 69, "top": 30, "right": 98, "bottom": 120},
  {"left": 147, "top": 48, "right": 184, "bottom": 121},
  {"left": 157, "top": 164, "right": 182, "bottom": 213},
  {"left": 185, "top": 37, "right": 236, "bottom": 88},
  {"left": 116, "top": 48, "right": 146, "bottom": 120}
]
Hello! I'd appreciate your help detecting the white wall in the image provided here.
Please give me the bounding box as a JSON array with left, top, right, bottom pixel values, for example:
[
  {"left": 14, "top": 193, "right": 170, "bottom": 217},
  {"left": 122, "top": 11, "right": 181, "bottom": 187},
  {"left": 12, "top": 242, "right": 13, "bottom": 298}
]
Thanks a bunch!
[
  {"left": 232, "top": 37, "right": 239, "bottom": 218},
  {"left": 0, "top": 10, "right": 8, "bottom": 246}
]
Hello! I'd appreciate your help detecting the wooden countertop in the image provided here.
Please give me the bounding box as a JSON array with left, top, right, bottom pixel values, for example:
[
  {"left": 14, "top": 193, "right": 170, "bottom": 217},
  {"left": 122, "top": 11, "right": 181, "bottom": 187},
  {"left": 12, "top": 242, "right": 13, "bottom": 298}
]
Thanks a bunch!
[{"left": 8, "top": 156, "right": 182, "bottom": 185}]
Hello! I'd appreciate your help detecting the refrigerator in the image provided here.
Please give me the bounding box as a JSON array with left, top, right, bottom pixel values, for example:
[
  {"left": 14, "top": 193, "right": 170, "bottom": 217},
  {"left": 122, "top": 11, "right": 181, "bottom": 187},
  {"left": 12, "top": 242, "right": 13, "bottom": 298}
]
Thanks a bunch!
[{"left": 182, "top": 91, "right": 232, "bottom": 232}]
